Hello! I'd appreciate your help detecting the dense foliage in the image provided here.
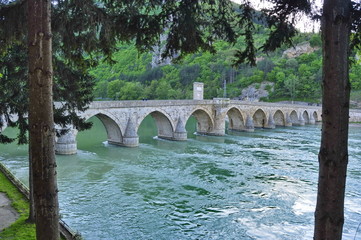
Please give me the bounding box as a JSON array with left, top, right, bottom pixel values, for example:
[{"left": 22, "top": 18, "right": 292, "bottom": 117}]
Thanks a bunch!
[
  {"left": 1, "top": 1, "right": 361, "bottom": 239},
  {"left": 0, "top": 42, "right": 94, "bottom": 144},
  {"left": 0, "top": 0, "right": 239, "bottom": 145},
  {"left": 90, "top": 32, "right": 361, "bottom": 103}
]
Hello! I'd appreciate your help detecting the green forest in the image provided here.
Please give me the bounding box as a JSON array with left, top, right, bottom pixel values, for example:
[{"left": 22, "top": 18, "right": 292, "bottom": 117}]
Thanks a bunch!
[{"left": 90, "top": 30, "right": 361, "bottom": 105}]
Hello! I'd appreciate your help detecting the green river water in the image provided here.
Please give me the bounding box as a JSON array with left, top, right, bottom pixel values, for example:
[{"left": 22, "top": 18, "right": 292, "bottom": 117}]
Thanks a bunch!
[{"left": 0, "top": 116, "right": 360, "bottom": 240}]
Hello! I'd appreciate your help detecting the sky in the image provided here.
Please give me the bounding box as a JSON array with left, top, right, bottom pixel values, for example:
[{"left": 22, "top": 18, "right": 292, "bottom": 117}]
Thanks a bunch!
[{"left": 230, "top": 0, "right": 322, "bottom": 32}]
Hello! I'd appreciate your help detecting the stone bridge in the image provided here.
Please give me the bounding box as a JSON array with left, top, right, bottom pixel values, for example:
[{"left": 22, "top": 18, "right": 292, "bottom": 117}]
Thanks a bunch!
[{"left": 54, "top": 99, "right": 322, "bottom": 154}]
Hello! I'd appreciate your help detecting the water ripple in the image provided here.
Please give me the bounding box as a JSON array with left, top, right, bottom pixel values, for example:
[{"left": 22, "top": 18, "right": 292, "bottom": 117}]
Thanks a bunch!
[{"left": 0, "top": 122, "right": 360, "bottom": 240}]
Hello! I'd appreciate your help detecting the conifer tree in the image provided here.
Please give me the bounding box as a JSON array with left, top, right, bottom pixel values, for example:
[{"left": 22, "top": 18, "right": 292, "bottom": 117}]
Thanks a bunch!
[
  {"left": 1, "top": 0, "right": 361, "bottom": 239},
  {"left": 234, "top": 1, "right": 360, "bottom": 239},
  {"left": 27, "top": 1, "right": 59, "bottom": 238},
  {"left": 1, "top": 1, "right": 237, "bottom": 239}
]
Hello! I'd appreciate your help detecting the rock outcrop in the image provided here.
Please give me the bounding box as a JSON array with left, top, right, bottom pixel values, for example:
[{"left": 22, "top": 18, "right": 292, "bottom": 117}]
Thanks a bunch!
[
  {"left": 239, "top": 81, "right": 274, "bottom": 101},
  {"left": 282, "top": 42, "right": 319, "bottom": 59}
]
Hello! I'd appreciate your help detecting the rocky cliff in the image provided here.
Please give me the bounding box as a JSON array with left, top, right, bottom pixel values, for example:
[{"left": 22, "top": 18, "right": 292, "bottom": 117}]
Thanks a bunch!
[{"left": 282, "top": 42, "right": 319, "bottom": 58}]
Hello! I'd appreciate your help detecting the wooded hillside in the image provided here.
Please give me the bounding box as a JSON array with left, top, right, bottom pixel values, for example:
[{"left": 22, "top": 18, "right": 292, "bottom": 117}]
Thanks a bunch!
[{"left": 90, "top": 32, "right": 361, "bottom": 104}]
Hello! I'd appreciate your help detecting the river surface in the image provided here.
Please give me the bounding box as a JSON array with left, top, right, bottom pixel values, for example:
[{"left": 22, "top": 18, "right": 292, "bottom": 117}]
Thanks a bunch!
[{"left": 0, "top": 117, "right": 361, "bottom": 240}]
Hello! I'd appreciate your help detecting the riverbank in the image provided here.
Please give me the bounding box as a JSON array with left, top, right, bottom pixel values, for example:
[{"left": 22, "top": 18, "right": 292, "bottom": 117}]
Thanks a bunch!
[
  {"left": 0, "top": 162, "right": 78, "bottom": 239},
  {"left": 0, "top": 192, "right": 19, "bottom": 231},
  {"left": 0, "top": 168, "right": 36, "bottom": 239}
]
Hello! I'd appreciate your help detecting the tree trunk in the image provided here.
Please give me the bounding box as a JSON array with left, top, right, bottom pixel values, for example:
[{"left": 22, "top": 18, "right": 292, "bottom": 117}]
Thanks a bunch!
[
  {"left": 26, "top": 143, "right": 35, "bottom": 223},
  {"left": 314, "top": 0, "right": 351, "bottom": 239},
  {"left": 28, "top": 1, "right": 60, "bottom": 239}
]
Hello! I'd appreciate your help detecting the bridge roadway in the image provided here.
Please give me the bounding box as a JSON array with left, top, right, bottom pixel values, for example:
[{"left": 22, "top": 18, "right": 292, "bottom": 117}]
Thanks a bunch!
[{"left": 54, "top": 99, "right": 322, "bottom": 155}]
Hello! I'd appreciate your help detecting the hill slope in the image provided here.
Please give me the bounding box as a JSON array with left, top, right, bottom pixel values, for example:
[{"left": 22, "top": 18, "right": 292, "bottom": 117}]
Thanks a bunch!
[{"left": 90, "top": 31, "right": 361, "bottom": 105}]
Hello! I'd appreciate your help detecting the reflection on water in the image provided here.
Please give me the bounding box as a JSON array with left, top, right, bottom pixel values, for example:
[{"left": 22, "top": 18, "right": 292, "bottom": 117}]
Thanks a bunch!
[{"left": 0, "top": 117, "right": 361, "bottom": 240}]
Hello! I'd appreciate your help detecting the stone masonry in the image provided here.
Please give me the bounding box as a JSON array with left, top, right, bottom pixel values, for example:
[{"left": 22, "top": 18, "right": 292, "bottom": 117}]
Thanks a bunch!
[{"left": 53, "top": 99, "right": 322, "bottom": 155}]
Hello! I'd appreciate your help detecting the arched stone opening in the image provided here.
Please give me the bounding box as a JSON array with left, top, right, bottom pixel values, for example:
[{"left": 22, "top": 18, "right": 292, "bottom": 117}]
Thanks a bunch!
[
  {"left": 289, "top": 110, "right": 299, "bottom": 125},
  {"left": 313, "top": 111, "right": 319, "bottom": 122},
  {"left": 74, "top": 116, "right": 107, "bottom": 149},
  {"left": 253, "top": 109, "right": 267, "bottom": 128},
  {"left": 185, "top": 116, "right": 197, "bottom": 138},
  {"left": 273, "top": 110, "right": 285, "bottom": 126},
  {"left": 302, "top": 111, "right": 310, "bottom": 124},
  {"left": 227, "top": 107, "right": 245, "bottom": 131},
  {"left": 142, "top": 111, "right": 174, "bottom": 140},
  {"left": 56, "top": 113, "right": 122, "bottom": 154},
  {"left": 95, "top": 113, "right": 123, "bottom": 145},
  {"left": 189, "top": 109, "right": 213, "bottom": 135}
]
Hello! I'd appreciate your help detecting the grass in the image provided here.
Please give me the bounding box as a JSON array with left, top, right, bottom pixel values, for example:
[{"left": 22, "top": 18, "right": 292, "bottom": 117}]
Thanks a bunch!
[{"left": 0, "top": 170, "right": 36, "bottom": 240}]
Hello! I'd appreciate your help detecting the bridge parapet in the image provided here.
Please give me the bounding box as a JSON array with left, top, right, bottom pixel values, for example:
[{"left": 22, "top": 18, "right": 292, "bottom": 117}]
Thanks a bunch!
[
  {"left": 8, "top": 101, "right": 361, "bottom": 155},
  {"left": 88, "top": 100, "right": 215, "bottom": 109},
  {"left": 53, "top": 100, "right": 323, "bottom": 154}
]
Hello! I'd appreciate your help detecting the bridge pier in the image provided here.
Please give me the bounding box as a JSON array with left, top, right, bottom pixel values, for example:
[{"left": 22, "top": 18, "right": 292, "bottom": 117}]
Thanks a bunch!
[
  {"left": 208, "top": 123, "right": 226, "bottom": 136},
  {"left": 199, "top": 125, "right": 225, "bottom": 136},
  {"left": 228, "top": 125, "right": 246, "bottom": 132},
  {"left": 264, "top": 113, "right": 275, "bottom": 129},
  {"left": 244, "top": 115, "right": 255, "bottom": 132},
  {"left": 285, "top": 113, "right": 292, "bottom": 127},
  {"left": 122, "top": 136, "right": 139, "bottom": 147},
  {"left": 173, "top": 118, "right": 187, "bottom": 141},
  {"left": 55, "top": 129, "right": 78, "bottom": 155},
  {"left": 204, "top": 99, "right": 228, "bottom": 136},
  {"left": 298, "top": 113, "right": 305, "bottom": 126},
  {"left": 122, "top": 117, "right": 139, "bottom": 147},
  {"left": 309, "top": 114, "right": 316, "bottom": 124},
  {"left": 52, "top": 100, "right": 323, "bottom": 153}
]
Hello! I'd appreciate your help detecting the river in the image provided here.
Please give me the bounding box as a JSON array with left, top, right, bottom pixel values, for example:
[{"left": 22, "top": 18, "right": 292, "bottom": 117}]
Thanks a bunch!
[{"left": 0, "top": 116, "right": 360, "bottom": 240}]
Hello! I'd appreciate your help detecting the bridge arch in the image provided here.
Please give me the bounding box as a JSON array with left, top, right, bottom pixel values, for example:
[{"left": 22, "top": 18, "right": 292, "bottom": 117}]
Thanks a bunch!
[
  {"left": 289, "top": 110, "right": 299, "bottom": 125},
  {"left": 55, "top": 110, "right": 124, "bottom": 154},
  {"left": 53, "top": 100, "right": 328, "bottom": 154},
  {"left": 138, "top": 110, "right": 174, "bottom": 140},
  {"left": 226, "top": 107, "right": 245, "bottom": 131},
  {"left": 273, "top": 110, "right": 286, "bottom": 126},
  {"left": 313, "top": 111, "right": 320, "bottom": 122},
  {"left": 87, "top": 112, "right": 123, "bottom": 145},
  {"left": 302, "top": 110, "right": 310, "bottom": 124},
  {"left": 187, "top": 108, "right": 214, "bottom": 135},
  {"left": 253, "top": 109, "right": 267, "bottom": 128}
]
